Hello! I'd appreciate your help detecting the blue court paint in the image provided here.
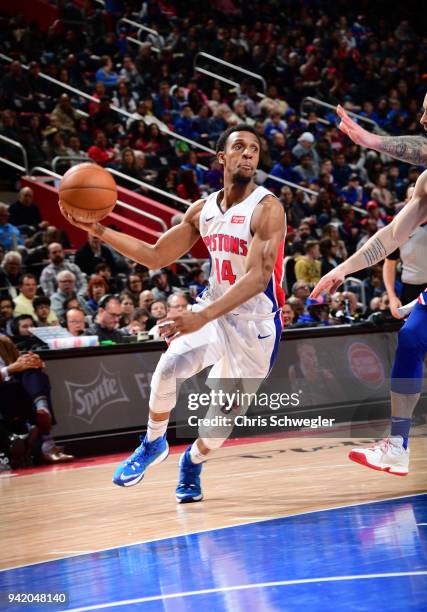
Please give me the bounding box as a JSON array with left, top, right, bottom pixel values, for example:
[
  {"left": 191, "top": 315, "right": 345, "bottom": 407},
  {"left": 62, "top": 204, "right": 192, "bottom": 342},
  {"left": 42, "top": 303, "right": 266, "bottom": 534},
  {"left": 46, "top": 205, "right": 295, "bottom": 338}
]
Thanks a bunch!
[{"left": 1, "top": 495, "right": 426, "bottom": 611}]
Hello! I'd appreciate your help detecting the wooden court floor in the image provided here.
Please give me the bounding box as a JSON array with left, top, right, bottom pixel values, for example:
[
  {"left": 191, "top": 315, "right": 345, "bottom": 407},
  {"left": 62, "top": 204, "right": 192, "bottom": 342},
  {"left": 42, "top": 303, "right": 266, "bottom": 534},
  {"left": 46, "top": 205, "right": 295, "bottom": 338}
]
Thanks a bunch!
[{"left": 1, "top": 429, "right": 426, "bottom": 571}]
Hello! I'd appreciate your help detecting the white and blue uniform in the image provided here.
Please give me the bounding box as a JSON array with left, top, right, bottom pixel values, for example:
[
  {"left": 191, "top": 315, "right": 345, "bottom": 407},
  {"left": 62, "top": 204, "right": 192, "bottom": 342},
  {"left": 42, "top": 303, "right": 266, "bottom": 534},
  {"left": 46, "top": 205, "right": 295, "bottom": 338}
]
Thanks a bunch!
[
  {"left": 391, "top": 288, "right": 427, "bottom": 394},
  {"left": 149, "top": 186, "right": 285, "bottom": 412}
]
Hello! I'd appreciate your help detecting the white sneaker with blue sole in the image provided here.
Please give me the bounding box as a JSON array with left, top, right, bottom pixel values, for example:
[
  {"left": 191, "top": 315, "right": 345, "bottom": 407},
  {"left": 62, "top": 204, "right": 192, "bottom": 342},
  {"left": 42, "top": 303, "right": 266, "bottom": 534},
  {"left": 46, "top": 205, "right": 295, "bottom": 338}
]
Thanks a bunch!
[{"left": 113, "top": 434, "right": 169, "bottom": 487}]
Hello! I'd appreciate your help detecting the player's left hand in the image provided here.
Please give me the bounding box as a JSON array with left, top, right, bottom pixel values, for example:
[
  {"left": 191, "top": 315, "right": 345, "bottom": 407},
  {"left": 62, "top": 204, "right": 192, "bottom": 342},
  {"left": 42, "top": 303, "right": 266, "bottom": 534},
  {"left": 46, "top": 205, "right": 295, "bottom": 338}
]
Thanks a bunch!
[
  {"left": 159, "top": 311, "right": 208, "bottom": 339},
  {"left": 310, "top": 269, "right": 346, "bottom": 299}
]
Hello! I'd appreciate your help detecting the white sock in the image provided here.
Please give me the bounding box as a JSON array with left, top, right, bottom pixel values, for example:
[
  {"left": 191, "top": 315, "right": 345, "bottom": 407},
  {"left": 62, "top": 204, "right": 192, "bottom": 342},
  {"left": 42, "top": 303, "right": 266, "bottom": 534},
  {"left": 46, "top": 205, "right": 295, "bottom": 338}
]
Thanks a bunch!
[
  {"left": 189, "top": 440, "right": 206, "bottom": 464},
  {"left": 146, "top": 417, "right": 169, "bottom": 442}
]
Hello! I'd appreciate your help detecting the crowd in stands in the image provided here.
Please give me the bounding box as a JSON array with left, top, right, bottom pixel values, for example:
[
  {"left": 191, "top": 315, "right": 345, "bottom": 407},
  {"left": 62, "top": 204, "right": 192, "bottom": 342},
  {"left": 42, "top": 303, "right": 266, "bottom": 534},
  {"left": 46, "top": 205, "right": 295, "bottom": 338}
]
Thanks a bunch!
[{"left": 0, "top": 1, "right": 424, "bottom": 467}]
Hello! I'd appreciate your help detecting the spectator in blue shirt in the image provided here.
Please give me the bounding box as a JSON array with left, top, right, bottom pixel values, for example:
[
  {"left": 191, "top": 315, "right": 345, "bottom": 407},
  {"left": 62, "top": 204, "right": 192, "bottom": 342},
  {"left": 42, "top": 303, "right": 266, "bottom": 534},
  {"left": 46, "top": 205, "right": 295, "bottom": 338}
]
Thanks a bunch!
[
  {"left": 340, "top": 173, "right": 366, "bottom": 206},
  {"left": 174, "top": 105, "right": 198, "bottom": 140},
  {"left": 0, "top": 204, "right": 24, "bottom": 251},
  {"left": 95, "top": 56, "right": 119, "bottom": 89},
  {"left": 332, "top": 152, "right": 352, "bottom": 188},
  {"left": 180, "top": 151, "right": 205, "bottom": 186},
  {"left": 268, "top": 151, "right": 302, "bottom": 191},
  {"left": 153, "top": 81, "right": 179, "bottom": 119}
]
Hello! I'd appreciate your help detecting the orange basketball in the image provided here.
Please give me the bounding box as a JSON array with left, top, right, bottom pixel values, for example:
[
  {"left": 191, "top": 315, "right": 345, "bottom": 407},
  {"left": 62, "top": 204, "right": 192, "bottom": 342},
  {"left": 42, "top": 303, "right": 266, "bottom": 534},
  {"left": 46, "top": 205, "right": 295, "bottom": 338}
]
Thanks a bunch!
[{"left": 59, "top": 163, "right": 117, "bottom": 223}]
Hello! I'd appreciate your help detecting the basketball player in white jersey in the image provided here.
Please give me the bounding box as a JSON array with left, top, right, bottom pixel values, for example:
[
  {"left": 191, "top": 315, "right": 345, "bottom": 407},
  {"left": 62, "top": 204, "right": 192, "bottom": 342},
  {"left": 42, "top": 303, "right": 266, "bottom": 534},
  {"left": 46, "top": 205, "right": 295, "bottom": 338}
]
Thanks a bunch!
[
  {"left": 60, "top": 125, "right": 286, "bottom": 502},
  {"left": 311, "top": 98, "right": 427, "bottom": 475}
]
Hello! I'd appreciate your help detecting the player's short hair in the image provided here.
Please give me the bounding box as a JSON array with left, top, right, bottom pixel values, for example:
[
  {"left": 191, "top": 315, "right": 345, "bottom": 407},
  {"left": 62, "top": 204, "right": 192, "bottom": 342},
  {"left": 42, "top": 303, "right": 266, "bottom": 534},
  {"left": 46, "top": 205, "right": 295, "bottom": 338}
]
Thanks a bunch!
[{"left": 216, "top": 124, "right": 262, "bottom": 154}]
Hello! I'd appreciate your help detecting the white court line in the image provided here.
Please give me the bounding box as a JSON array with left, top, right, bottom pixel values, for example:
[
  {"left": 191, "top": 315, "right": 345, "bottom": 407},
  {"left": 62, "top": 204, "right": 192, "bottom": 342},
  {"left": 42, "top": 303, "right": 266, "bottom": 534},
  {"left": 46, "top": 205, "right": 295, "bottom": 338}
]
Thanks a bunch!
[
  {"left": 66, "top": 570, "right": 427, "bottom": 611},
  {"left": 1, "top": 491, "right": 425, "bottom": 573}
]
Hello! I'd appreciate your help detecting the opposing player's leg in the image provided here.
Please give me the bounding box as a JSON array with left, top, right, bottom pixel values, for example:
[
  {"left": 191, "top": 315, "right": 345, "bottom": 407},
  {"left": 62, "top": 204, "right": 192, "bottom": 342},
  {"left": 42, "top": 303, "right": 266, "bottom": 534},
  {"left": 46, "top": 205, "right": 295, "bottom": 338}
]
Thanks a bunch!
[
  {"left": 113, "top": 321, "right": 224, "bottom": 487},
  {"left": 349, "top": 302, "right": 427, "bottom": 475}
]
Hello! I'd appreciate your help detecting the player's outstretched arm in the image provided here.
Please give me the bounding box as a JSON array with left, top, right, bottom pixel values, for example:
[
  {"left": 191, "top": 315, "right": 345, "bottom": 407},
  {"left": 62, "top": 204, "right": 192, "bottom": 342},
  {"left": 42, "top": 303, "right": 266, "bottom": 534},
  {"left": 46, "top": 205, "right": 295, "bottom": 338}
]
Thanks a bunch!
[
  {"left": 59, "top": 199, "right": 203, "bottom": 269},
  {"left": 337, "top": 105, "right": 427, "bottom": 166},
  {"left": 311, "top": 169, "right": 427, "bottom": 298}
]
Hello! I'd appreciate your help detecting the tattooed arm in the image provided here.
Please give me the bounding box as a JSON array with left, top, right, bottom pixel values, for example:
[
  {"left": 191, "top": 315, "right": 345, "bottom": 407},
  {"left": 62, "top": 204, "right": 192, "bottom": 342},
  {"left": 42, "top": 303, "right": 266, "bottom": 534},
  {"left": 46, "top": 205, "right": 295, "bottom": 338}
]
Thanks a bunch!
[
  {"left": 311, "top": 170, "right": 427, "bottom": 297},
  {"left": 337, "top": 106, "right": 427, "bottom": 166}
]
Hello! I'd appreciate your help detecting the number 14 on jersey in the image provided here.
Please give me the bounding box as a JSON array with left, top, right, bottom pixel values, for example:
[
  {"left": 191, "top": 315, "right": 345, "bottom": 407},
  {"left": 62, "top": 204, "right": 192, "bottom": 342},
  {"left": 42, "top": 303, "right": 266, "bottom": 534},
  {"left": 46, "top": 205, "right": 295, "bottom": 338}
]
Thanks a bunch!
[{"left": 214, "top": 258, "right": 236, "bottom": 285}]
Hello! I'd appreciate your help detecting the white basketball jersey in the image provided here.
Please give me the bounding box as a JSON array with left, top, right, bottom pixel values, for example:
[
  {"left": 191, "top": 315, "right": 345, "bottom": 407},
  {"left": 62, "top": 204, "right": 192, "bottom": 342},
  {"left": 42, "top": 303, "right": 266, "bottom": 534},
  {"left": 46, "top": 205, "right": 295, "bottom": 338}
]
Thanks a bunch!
[{"left": 199, "top": 186, "right": 285, "bottom": 317}]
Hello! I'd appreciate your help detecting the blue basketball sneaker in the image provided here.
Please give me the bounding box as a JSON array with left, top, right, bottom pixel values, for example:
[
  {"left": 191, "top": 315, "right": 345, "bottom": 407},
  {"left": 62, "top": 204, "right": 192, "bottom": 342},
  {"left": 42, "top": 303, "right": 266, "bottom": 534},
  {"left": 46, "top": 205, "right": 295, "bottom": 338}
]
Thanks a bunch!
[
  {"left": 113, "top": 434, "right": 169, "bottom": 487},
  {"left": 175, "top": 446, "right": 204, "bottom": 503}
]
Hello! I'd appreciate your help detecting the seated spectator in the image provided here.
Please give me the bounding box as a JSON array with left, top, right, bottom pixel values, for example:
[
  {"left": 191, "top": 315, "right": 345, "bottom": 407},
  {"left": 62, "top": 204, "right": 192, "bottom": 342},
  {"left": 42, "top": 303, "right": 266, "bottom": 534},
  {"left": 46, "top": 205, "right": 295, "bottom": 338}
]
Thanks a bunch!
[
  {"left": 282, "top": 302, "right": 295, "bottom": 327},
  {"left": 149, "top": 293, "right": 190, "bottom": 340},
  {"left": 174, "top": 105, "right": 198, "bottom": 140},
  {"left": 286, "top": 295, "right": 305, "bottom": 321},
  {"left": 206, "top": 158, "right": 223, "bottom": 191},
  {"left": 8, "top": 188, "right": 48, "bottom": 235},
  {"left": 180, "top": 151, "right": 205, "bottom": 186},
  {"left": 50, "top": 94, "right": 78, "bottom": 133},
  {"left": 94, "top": 262, "right": 122, "bottom": 293},
  {"left": 292, "top": 132, "right": 320, "bottom": 169},
  {"left": 322, "top": 224, "right": 348, "bottom": 261},
  {"left": 75, "top": 233, "right": 116, "bottom": 276},
  {"left": 291, "top": 280, "right": 311, "bottom": 304},
  {"left": 87, "top": 130, "right": 116, "bottom": 166},
  {"left": 121, "top": 307, "right": 152, "bottom": 335},
  {"left": 338, "top": 205, "right": 361, "bottom": 254},
  {"left": 291, "top": 220, "right": 315, "bottom": 255},
  {"left": 64, "top": 307, "right": 86, "bottom": 337},
  {"left": 0, "top": 295, "right": 15, "bottom": 335},
  {"left": 149, "top": 299, "right": 167, "bottom": 320},
  {"left": 269, "top": 152, "right": 303, "bottom": 189},
  {"left": 33, "top": 296, "right": 58, "bottom": 327},
  {"left": 40, "top": 242, "right": 87, "bottom": 297},
  {"left": 0, "top": 334, "right": 73, "bottom": 464},
  {"left": 153, "top": 81, "right": 180, "bottom": 119},
  {"left": 186, "top": 268, "right": 206, "bottom": 298},
  {"left": 116, "top": 148, "right": 147, "bottom": 188},
  {"left": 10, "top": 314, "right": 44, "bottom": 351},
  {"left": 64, "top": 134, "right": 88, "bottom": 160},
  {"left": 176, "top": 169, "right": 201, "bottom": 202},
  {"left": 112, "top": 81, "right": 137, "bottom": 113},
  {"left": 0, "top": 204, "right": 24, "bottom": 250},
  {"left": 118, "top": 291, "right": 136, "bottom": 327},
  {"left": 13, "top": 274, "right": 56, "bottom": 324},
  {"left": 139, "top": 289, "right": 154, "bottom": 310},
  {"left": 319, "top": 238, "right": 342, "bottom": 276},
  {"left": 294, "top": 154, "right": 319, "bottom": 183},
  {"left": 87, "top": 295, "right": 125, "bottom": 343},
  {"left": 332, "top": 153, "right": 352, "bottom": 188},
  {"left": 264, "top": 110, "right": 287, "bottom": 141},
  {"left": 297, "top": 297, "right": 330, "bottom": 326},
  {"left": 86, "top": 274, "right": 109, "bottom": 315},
  {"left": 340, "top": 173, "right": 365, "bottom": 206},
  {"left": 50, "top": 271, "right": 91, "bottom": 319},
  {"left": 294, "top": 241, "right": 321, "bottom": 285},
  {"left": 149, "top": 269, "right": 182, "bottom": 301},
  {"left": 0, "top": 251, "right": 22, "bottom": 294},
  {"left": 95, "top": 56, "right": 119, "bottom": 88},
  {"left": 371, "top": 172, "right": 397, "bottom": 212}
]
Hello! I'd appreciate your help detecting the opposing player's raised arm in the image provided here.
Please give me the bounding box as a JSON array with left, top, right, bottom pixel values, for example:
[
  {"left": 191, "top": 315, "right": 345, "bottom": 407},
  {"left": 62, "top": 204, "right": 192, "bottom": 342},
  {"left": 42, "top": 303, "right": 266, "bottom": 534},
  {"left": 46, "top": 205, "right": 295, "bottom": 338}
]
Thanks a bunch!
[
  {"left": 337, "top": 105, "right": 427, "bottom": 166},
  {"left": 199, "top": 196, "right": 286, "bottom": 322},
  {"left": 311, "top": 170, "right": 427, "bottom": 298},
  {"left": 60, "top": 199, "right": 203, "bottom": 269}
]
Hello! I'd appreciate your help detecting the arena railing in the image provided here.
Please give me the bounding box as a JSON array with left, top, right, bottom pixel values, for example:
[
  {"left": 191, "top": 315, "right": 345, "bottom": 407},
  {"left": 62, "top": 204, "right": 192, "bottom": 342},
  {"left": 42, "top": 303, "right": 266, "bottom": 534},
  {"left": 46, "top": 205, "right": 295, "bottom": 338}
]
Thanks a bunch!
[
  {"left": 300, "top": 97, "right": 387, "bottom": 135},
  {"left": 116, "top": 18, "right": 160, "bottom": 53},
  {"left": 194, "top": 52, "right": 267, "bottom": 97},
  {"left": 0, "top": 135, "right": 29, "bottom": 173}
]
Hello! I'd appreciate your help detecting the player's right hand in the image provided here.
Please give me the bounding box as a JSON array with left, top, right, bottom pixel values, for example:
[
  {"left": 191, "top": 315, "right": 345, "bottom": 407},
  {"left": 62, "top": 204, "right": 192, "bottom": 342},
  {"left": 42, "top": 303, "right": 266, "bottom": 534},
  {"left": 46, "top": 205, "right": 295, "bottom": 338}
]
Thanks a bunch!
[
  {"left": 310, "top": 269, "right": 346, "bottom": 299},
  {"left": 336, "top": 105, "right": 380, "bottom": 149},
  {"left": 389, "top": 295, "right": 403, "bottom": 319},
  {"left": 58, "top": 201, "right": 99, "bottom": 235}
]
